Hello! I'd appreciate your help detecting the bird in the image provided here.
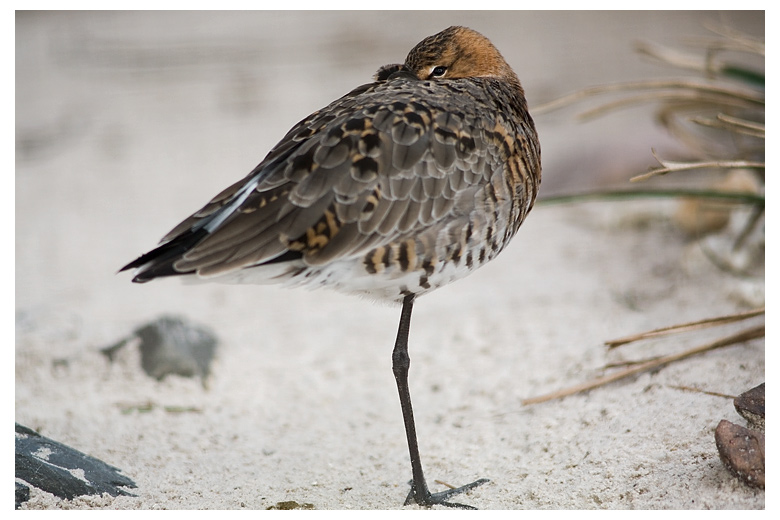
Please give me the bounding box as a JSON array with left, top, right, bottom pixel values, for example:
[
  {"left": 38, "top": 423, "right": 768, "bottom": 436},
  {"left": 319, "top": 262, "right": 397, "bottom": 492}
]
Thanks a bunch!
[{"left": 121, "top": 26, "right": 541, "bottom": 509}]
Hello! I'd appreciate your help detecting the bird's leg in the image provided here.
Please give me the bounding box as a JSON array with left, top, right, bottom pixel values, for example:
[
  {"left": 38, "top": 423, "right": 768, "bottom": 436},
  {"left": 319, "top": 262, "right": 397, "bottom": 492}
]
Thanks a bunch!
[{"left": 391, "top": 294, "right": 489, "bottom": 509}]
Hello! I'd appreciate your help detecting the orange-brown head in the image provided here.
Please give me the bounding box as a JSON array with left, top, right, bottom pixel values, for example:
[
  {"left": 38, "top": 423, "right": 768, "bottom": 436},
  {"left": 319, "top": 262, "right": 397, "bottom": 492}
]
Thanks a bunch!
[{"left": 404, "top": 26, "right": 521, "bottom": 87}]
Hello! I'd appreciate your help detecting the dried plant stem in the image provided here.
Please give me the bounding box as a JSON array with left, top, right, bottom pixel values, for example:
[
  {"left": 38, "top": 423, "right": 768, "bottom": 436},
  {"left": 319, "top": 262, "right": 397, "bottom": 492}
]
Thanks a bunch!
[
  {"left": 631, "top": 150, "right": 765, "bottom": 182},
  {"left": 634, "top": 39, "right": 765, "bottom": 82},
  {"left": 521, "top": 325, "right": 764, "bottom": 406},
  {"left": 606, "top": 307, "right": 764, "bottom": 348},
  {"left": 576, "top": 91, "right": 755, "bottom": 121},
  {"left": 668, "top": 385, "right": 736, "bottom": 399},
  {"left": 691, "top": 113, "right": 765, "bottom": 138},
  {"left": 534, "top": 79, "right": 763, "bottom": 115}
]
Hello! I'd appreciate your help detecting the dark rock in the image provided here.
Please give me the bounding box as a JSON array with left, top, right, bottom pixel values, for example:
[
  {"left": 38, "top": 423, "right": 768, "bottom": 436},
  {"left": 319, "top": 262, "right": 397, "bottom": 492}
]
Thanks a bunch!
[
  {"left": 14, "top": 423, "right": 137, "bottom": 505},
  {"left": 15, "top": 482, "right": 30, "bottom": 509}
]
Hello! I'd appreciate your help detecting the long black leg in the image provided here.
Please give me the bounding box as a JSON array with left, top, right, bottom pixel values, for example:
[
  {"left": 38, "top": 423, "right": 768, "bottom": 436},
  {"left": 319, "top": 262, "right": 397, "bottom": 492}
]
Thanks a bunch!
[{"left": 391, "top": 294, "right": 488, "bottom": 509}]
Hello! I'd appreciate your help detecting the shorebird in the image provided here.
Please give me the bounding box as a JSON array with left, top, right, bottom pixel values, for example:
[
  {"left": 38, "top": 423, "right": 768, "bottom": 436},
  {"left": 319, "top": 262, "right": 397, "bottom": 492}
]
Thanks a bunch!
[{"left": 122, "top": 26, "right": 541, "bottom": 509}]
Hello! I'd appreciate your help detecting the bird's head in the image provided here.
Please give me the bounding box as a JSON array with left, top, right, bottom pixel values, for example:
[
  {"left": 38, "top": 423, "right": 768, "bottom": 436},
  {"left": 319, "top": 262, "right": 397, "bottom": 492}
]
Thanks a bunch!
[{"left": 403, "top": 26, "right": 520, "bottom": 86}]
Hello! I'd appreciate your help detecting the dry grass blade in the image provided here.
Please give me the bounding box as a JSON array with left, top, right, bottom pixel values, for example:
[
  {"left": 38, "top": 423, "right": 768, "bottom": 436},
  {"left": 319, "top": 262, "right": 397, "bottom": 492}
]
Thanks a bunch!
[
  {"left": 606, "top": 307, "right": 765, "bottom": 348},
  {"left": 668, "top": 385, "right": 736, "bottom": 399},
  {"left": 690, "top": 113, "right": 765, "bottom": 138},
  {"left": 630, "top": 149, "right": 764, "bottom": 182},
  {"left": 699, "top": 21, "right": 766, "bottom": 56},
  {"left": 634, "top": 36, "right": 764, "bottom": 78},
  {"left": 633, "top": 41, "right": 705, "bottom": 72},
  {"left": 522, "top": 325, "right": 764, "bottom": 406},
  {"left": 577, "top": 91, "right": 757, "bottom": 122},
  {"left": 534, "top": 79, "right": 763, "bottom": 117}
]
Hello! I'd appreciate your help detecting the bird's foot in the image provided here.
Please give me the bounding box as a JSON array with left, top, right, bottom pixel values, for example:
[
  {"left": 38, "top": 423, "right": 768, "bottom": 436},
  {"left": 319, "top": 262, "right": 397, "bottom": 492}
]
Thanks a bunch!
[{"left": 404, "top": 478, "right": 489, "bottom": 510}]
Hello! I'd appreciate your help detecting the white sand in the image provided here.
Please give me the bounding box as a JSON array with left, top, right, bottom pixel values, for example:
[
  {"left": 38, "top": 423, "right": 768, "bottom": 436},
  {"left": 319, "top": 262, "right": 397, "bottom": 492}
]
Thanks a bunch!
[{"left": 15, "top": 11, "right": 764, "bottom": 510}]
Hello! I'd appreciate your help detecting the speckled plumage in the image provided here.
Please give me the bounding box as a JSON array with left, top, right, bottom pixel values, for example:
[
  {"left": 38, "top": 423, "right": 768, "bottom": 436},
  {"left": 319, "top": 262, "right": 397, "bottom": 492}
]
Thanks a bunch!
[
  {"left": 122, "top": 26, "right": 541, "bottom": 303},
  {"left": 122, "top": 26, "right": 541, "bottom": 509}
]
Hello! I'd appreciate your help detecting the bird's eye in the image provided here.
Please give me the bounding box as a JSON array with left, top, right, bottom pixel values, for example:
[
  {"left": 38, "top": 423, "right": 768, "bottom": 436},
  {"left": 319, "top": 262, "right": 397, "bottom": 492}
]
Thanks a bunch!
[{"left": 429, "top": 65, "right": 447, "bottom": 78}]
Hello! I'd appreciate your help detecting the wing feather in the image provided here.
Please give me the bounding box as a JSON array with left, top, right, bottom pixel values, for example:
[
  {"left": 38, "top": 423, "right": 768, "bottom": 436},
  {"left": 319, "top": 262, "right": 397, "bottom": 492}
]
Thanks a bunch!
[{"left": 123, "top": 76, "right": 516, "bottom": 282}]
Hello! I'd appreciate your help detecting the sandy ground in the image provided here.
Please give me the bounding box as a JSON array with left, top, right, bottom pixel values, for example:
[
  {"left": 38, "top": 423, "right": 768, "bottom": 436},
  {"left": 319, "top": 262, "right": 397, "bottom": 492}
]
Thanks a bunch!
[{"left": 15, "top": 11, "right": 765, "bottom": 510}]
